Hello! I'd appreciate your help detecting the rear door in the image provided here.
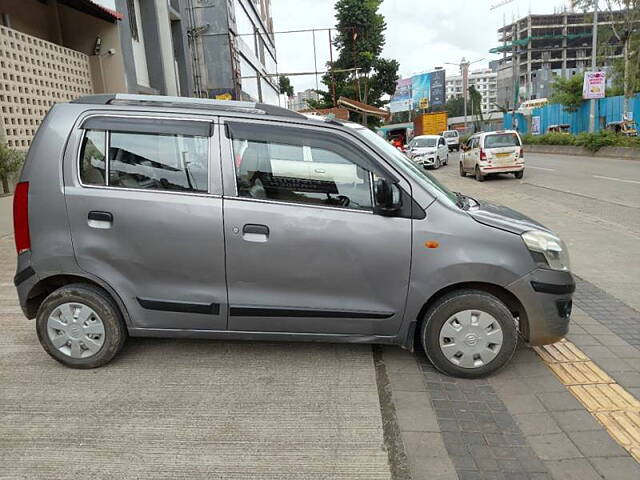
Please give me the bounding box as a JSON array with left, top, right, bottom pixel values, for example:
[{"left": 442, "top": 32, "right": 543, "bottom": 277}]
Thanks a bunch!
[
  {"left": 220, "top": 119, "right": 413, "bottom": 336},
  {"left": 64, "top": 112, "right": 227, "bottom": 331}
]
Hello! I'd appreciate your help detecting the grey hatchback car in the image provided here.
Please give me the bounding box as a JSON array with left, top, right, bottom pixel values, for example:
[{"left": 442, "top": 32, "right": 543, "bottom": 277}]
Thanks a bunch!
[{"left": 13, "top": 94, "right": 574, "bottom": 377}]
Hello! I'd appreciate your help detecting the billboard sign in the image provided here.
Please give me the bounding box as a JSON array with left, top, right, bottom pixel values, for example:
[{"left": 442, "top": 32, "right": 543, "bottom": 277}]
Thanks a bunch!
[
  {"left": 390, "top": 70, "right": 446, "bottom": 112},
  {"left": 583, "top": 71, "right": 606, "bottom": 99},
  {"left": 389, "top": 78, "right": 412, "bottom": 113},
  {"left": 429, "top": 69, "right": 446, "bottom": 107}
]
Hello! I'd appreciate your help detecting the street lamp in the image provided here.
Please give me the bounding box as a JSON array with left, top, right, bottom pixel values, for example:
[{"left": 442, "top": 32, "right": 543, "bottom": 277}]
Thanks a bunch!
[{"left": 445, "top": 57, "right": 484, "bottom": 132}]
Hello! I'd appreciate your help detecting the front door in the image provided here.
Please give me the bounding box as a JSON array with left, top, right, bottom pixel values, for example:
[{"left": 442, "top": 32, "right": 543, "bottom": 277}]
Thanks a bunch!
[
  {"left": 220, "top": 119, "right": 412, "bottom": 336},
  {"left": 64, "top": 113, "right": 227, "bottom": 331}
]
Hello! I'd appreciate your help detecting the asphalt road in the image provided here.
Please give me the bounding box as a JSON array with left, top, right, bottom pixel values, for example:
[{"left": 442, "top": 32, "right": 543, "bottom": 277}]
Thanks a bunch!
[{"left": 431, "top": 151, "right": 640, "bottom": 310}]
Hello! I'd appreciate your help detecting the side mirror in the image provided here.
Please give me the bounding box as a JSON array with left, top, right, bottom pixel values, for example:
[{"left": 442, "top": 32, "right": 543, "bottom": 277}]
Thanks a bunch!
[{"left": 373, "top": 178, "right": 401, "bottom": 216}]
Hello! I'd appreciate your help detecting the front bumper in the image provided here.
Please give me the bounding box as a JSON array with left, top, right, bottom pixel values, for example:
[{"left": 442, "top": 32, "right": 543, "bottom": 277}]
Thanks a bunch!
[
  {"left": 413, "top": 156, "right": 437, "bottom": 167},
  {"left": 507, "top": 268, "right": 574, "bottom": 346}
]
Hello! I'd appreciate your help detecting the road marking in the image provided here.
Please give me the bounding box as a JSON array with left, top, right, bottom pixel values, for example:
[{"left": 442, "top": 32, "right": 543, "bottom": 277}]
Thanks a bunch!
[
  {"left": 593, "top": 175, "right": 640, "bottom": 185},
  {"left": 534, "top": 339, "right": 640, "bottom": 462},
  {"left": 527, "top": 166, "right": 556, "bottom": 171}
]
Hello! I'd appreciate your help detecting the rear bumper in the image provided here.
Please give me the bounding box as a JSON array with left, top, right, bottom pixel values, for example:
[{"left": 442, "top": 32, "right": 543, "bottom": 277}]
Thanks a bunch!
[
  {"left": 479, "top": 164, "right": 524, "bottom": 174},
  {"left": 507, "top": 268, "right": 574, "bottom": 346},
  {"left": 14, "top": 251, "right": 39, "bottom": 318}
]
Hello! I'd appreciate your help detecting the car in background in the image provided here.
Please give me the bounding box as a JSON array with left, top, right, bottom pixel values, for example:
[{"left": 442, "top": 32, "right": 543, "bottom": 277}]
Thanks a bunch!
[
  {"left": 407, "top": 135, "right": 449, "bottom": 169},
  {"left": 442, "top": 130, "right": 460, "bottom": 151},
  {"left": 459, "top": 130, "right": 524, "bottom": 182}
]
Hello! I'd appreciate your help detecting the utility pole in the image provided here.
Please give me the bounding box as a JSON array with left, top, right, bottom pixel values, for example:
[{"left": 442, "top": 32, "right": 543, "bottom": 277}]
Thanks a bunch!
[
  {"left": 460, "top": 58, "right": 470, "bottom": 131},
  {"left": 588, "top": 1, "right": 598, "bottom": 133}
]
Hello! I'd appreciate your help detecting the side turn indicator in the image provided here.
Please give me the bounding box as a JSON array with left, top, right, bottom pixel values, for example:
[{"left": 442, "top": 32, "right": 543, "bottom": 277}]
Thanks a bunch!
[{"left": 424, "top": 241, "right": 440, "bottom": 249}]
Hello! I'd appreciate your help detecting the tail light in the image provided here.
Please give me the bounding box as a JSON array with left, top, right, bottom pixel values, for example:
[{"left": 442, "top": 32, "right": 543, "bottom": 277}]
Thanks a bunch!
[
  {"left": 519, "top": 147, "right": 524, "bottom": 158},
  {"left": 13, "top": 182, "right": 31, "bottom": 254},
  {"left": 479, "top": 148, "right": 487, "bottom": 161}
]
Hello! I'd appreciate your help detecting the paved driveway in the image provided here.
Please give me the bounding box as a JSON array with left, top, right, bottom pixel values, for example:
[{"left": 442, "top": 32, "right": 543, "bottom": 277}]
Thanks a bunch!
[{"left": 0, "top": 236, "right": 391, "bottom": 480}]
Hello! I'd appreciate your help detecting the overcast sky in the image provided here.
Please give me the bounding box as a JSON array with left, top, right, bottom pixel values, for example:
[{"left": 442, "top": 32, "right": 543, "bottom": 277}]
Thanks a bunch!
[{"left": 95, "top": 0, "right": 578, "bottom": 94}]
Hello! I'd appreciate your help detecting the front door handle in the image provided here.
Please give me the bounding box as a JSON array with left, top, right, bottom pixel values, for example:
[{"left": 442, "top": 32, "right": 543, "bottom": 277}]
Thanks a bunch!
[
  {"left": 88, "top": 211, "right": 113, "bottom": 229},
  {"left": 242, "top": 224, "right": 269, "bottom": 242}
]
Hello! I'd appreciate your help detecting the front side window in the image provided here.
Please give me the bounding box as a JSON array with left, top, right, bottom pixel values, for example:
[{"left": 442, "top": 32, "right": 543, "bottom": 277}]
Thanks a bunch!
[
  {"left": 231, "top": 130, "right": 373, "bottom": 211},
  {"left": 80, "top": 130, "right": 107, "bottom": 186},
  {"left": 109, "top": 132, "right": 208, "bottom": 192}
]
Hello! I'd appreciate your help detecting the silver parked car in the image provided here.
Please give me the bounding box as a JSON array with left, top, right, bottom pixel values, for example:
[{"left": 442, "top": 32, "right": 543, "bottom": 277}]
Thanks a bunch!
[{"left": 13, "top": 94, "right": 573, "bottom": 377}]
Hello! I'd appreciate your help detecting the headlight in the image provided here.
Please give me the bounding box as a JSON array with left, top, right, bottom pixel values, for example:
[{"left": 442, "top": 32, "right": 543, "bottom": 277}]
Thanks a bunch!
[{"left": 521, "top": 230, "right": 571, "bottom": 271}]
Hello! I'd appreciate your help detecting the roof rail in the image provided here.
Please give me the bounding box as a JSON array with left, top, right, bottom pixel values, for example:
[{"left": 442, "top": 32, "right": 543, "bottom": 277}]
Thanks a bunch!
[{"left": 70, "top": 94, "right": 305, "bottom": 119}]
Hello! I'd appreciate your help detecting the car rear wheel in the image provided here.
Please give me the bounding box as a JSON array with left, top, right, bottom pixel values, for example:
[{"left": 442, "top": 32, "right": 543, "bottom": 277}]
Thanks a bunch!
[
  {"left": 459, "top": 162, "right": 466, "bottom": 177},
  {"left": 36, "top": 283, "right": 127, "bottom": 369},
  {"left": 514, "top": 170, "right": 524, "bottom": 179},
  {"left": 421, "top": 290, "right": 518, "bottom": 378},
  {"left": 475, "top": 166, "right": 485, "bottom": 182}
]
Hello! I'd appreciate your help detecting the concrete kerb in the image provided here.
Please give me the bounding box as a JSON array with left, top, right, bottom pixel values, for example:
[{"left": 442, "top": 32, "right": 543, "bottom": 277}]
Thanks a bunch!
[{"left": 524, "top": 144, "right": 640, "bottom": 160}]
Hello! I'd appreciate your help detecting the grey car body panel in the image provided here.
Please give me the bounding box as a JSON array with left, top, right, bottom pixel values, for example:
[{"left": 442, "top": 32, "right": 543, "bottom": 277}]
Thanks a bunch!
[
  {"left": 15, "top": 99, "right": 572, "bottom": 351},
  {"left": 468, "top": 200, "right": 551, "bottom": 235}
]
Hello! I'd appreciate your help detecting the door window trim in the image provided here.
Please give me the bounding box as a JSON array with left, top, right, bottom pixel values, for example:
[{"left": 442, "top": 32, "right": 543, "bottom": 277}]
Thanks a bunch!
[{"left": 76, "top": 114, "right": 216, "bottom": 198}]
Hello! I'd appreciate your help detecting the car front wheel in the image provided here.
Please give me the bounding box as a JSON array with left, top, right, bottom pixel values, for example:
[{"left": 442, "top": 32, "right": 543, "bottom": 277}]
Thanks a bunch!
[
  {"left": 459, "top": 162, "right": 466, "bottom": 177},
  {"left": 36, "top": 283, "right": 127, "bottom": 369},
  {"left": 421, "top": 290, "right": 518, "bottom": 378}
]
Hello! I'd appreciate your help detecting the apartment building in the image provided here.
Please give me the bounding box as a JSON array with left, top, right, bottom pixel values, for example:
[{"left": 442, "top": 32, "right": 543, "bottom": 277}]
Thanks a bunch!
[
  {"left": 445, "top": 68, "right": 498, "bottom": 114},
  {"left": 181, "top": 0, "right": 279, "bottom": 104},
  {"left": 288, "top": 89, "right": 319, "bottom": 111},
  {"left": 493, "top": 9, "right": 626, "bottom": 108}
]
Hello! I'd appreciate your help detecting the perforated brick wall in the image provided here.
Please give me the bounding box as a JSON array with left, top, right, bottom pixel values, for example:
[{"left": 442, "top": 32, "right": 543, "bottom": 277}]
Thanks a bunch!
[{"left": 0, "top": 26, "right": 94, "bottom": 150}]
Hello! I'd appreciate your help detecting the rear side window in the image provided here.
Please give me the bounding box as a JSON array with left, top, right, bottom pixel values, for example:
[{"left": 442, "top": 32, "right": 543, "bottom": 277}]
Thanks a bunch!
[
  {"left": 79, "top": 130, "right": 107, "bottom": 186},
  {"left": 109, "top": 132, "right": 208, "bottom": 192},
  {"left": 484, "top": 133, "right": 521, "bottom": 148},
  {"left": 79, "top": 127, "right": 209, "bottom": 193}
]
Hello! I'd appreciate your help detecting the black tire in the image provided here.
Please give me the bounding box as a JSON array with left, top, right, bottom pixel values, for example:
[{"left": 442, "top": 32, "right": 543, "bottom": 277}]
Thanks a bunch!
[
  {"left": 36, "top": 283, "right": 127, "bottom": 369},
  {"left": 459, "top": 162, "right": 466, "bottom": 177},
  {"left": 475, "top": 166, "right": 485, "bottom": 182},
  {"left": 514, "top": 170, "right": 524, "bottom": 179},
  {"left": 435, "top": 157, "right": 440, "bottom": 169},
  {"left": 420, "top": 290, "right": 518, "bottom": 378},
  {"left": 444, "top": 154, "right": 449, "bottom": 165}
]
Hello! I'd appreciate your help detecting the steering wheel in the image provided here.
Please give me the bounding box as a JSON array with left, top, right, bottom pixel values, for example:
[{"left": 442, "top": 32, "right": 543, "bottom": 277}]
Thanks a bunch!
[{"left": 336, "top": 195, "right": 351, "bottom": 208}]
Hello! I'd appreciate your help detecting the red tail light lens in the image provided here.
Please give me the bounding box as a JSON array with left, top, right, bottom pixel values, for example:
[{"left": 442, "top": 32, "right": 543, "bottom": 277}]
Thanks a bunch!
[
  {"left": 479, "top": 148, "right": 487, "bottom": 160},
  {"left": 519, "top": 147, "right": 524, "bottom": 158},
  {"left": 13, "top": 182, "right": 31, "bottom": 254}
]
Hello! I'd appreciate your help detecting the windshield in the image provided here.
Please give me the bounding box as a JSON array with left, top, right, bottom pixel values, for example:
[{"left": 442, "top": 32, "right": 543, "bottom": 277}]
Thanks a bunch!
[
  {"left": 413, "top": 137, "right": 437, "bottom": 147},
  {"left": 442, "top": 131, "right": 458, "bottom": 138},
  {"left": 354, "top": 127, "right": 458, "bottom": 206},
  {"left": 484, "top": 133, "right": 521, "bottom": 148}
]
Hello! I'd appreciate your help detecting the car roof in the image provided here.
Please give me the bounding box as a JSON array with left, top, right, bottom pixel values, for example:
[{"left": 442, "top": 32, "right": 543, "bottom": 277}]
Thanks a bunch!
[
  {"left": 413, "top": 134, "right": 441, "bottom": 139},
  {"left": 70, "top": 93, "right": 309, "bottom": 120},
  {"left": 478, "top": 130, "right": 519, "bottom": 136}
]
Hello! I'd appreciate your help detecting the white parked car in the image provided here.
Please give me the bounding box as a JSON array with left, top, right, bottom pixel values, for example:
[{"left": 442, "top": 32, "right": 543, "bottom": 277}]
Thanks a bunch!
[
  {"left": 407, "top": 135, "right": 449, "bottom": 169},
  {"left": 459, "top": 130, "right": 525, "bottom": 182},
  {"left": 442, "top": 130, "right": 461, "bottom": 151}
]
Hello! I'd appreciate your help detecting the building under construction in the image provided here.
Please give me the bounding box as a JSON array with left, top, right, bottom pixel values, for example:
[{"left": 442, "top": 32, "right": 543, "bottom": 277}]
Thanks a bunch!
[{"left": 493, "top": 9, "right": 626, "bottom": 109}]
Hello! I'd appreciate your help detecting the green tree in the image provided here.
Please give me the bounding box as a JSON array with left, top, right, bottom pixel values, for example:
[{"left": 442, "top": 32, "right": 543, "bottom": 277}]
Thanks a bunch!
[
  {"left": 312, "top": 0, "right": 400, "bottom": 128},
  {"left": 549, "top": 73, "right": 585, "bottom": 112},
  {"left": 0, "top": 143, "right": 24, "bottom": 194},
  {"left": 445, "top": 96, "right": 465, "bottom": 117},
  {"left": 278, "top": 75, "right": 294, "bottom": 97}
]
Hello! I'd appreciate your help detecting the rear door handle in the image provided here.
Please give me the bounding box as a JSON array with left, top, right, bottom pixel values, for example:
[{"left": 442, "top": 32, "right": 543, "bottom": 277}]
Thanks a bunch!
[
  {"left": 88, "top": 211, "right": 113, "bottom": 229},
  {"left": 242, "top": 224, "right": 269, "bottom": 242},
  {"left": 243, "top": 224, "right": 269, "bottom": 235}
]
